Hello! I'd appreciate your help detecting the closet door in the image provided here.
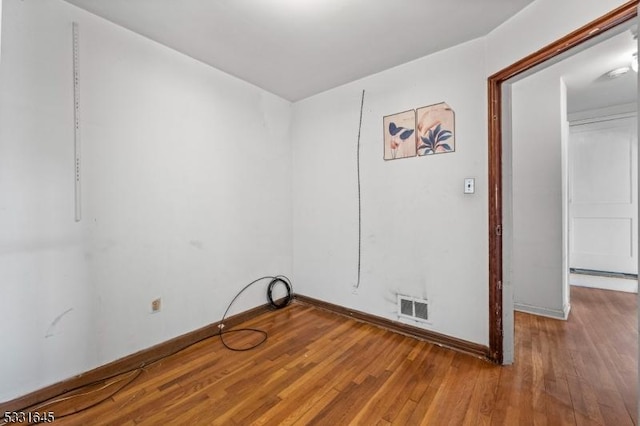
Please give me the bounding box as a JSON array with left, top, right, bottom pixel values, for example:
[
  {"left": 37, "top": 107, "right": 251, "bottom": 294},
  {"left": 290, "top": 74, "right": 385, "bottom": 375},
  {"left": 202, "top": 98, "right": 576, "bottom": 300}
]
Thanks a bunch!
[{"left": 569, "top": 116, "right": 638, "bottom": 275}]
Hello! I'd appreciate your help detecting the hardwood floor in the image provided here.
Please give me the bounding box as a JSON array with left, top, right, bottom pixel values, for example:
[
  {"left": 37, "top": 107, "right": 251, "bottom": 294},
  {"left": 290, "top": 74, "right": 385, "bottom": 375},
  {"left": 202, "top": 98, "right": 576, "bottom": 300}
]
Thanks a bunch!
[{"left": 28, "top": 287, "right": 637, "bottom": 425}]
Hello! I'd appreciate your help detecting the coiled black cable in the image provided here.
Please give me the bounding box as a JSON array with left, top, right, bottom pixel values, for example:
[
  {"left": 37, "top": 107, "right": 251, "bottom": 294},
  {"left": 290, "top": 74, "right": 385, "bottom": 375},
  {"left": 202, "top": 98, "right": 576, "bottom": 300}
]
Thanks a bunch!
[
  {"left": 267, "top": 276, "right": 293, "bottom": 309},
  {"left": 219, "top": 275, "right": 293, "bottom": 351},
  {"left": 20, "top": 275, "right": 294, "bottom": 418}
]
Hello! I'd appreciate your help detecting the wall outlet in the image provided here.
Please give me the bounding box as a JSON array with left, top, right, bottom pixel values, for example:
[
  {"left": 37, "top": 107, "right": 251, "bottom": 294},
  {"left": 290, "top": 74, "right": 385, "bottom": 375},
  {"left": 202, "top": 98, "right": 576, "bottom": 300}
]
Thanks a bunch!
[{"left": 151, "top": 298, "right": 161, "bottom": 313}]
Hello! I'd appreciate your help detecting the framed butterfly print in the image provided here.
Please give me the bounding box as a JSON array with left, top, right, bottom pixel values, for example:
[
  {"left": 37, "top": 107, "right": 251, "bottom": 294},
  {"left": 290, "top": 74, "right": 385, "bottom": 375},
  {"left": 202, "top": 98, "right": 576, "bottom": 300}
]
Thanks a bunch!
[{"left": 383, "top": 110, "right": 416, "bottom": 160}]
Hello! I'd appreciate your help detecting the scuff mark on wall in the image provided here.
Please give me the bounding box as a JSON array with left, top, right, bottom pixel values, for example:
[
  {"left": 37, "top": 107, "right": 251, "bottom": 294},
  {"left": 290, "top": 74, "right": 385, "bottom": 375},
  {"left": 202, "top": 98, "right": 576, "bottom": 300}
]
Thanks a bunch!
[
  {"left": 45, "top": 308, "right": 73, "bottom": 338},
  {"left": 189, "top": 240, "right": 204, "bottom": 250}
]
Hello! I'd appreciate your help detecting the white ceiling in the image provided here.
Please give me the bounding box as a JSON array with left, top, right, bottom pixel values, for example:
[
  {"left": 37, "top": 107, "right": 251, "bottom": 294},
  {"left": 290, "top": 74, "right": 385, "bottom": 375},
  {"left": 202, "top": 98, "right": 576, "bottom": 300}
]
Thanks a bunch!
[
  {"left": 63, "top": 0, "right": 534, "bottom": 101},
  {"left": 563, "top": 27, "right": 638, "bottom": 113}
]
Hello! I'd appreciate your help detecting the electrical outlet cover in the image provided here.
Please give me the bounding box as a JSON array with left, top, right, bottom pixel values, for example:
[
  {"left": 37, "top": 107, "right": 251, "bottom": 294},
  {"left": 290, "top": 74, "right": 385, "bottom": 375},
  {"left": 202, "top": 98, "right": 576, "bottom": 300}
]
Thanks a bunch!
[{"left": 151, "top": 298, "right": 161, "bottom": 313}]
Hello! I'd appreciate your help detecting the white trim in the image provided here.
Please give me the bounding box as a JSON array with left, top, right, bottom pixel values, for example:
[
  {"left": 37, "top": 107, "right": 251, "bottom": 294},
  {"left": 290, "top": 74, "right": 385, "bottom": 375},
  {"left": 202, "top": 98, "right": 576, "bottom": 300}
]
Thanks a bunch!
[
  {"left": 568, "top": 103, "right": 637, "bottom": 124},
  {"left": 514, "top": 302, "right": 570, "bottom": 320}
]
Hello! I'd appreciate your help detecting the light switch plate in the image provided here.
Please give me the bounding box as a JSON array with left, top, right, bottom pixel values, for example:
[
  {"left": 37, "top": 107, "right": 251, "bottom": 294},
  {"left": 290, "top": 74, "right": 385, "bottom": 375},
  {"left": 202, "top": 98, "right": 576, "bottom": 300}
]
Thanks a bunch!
[{"left": 464, "top": 178, "right": 475, "bottom": 194}]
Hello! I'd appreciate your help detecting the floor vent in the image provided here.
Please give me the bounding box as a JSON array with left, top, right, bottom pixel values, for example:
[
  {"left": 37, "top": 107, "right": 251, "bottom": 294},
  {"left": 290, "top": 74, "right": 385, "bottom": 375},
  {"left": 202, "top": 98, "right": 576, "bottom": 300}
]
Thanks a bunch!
[{"left": 397, "top": 295, "right": 429, "bottom": 323}]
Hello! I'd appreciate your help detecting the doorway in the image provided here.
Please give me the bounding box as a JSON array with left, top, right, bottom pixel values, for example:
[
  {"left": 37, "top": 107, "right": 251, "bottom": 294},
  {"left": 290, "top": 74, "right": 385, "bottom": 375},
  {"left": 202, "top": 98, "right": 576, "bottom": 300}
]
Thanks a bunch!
[
  {"left": 487, "top": 1, "right": 638, "bottom": 364},
  {"left": 506, "top": 23, "right": 638, "bottom": 323}
]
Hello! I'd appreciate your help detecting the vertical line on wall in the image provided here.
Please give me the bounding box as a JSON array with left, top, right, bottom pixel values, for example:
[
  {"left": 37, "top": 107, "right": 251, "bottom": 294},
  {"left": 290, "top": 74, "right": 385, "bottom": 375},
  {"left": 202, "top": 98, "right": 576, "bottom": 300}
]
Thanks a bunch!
[
  {"left": 355, "top": 90, "right": 365, "bottom": 288},
  {"left": 73, "top": 22, "right": 81, "bottom": 222}
]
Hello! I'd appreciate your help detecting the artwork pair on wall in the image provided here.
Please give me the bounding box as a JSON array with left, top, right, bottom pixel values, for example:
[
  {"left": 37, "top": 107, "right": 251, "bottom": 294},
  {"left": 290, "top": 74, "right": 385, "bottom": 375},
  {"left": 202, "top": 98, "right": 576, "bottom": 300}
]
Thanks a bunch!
[{"left": 383, "top": 102, "right": 455, "bottom": 160}]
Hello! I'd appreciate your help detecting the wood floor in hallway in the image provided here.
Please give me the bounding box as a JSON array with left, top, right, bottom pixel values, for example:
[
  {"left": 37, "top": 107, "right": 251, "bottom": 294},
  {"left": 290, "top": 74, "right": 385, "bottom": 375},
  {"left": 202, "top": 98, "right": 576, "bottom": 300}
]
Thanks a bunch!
[{"left": 36, "top": 286, "right": 636, "bottom": 425}]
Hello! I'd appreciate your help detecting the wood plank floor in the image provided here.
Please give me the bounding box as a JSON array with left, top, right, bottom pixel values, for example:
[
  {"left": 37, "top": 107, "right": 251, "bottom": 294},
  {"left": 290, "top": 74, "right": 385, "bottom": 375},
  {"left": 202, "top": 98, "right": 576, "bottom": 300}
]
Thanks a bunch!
[{"left": 34, "top": 286, "right": 637, "bottom": 425}]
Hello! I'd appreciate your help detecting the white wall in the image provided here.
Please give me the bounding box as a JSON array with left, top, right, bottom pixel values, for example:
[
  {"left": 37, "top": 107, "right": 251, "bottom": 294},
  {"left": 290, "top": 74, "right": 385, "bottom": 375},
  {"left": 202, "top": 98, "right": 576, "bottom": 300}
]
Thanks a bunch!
[
  {"left": 291, "top": 0, "right": 630, "bottom": 355},
  {"left": 0, "top": 0, "right": 292, "bottom": 401},
  {"left": 292, "top": 38, "right": 489, "bottom": 345},
  {"left": 561, "top": 79, "right": 571, "bottom": 312},
  {"left": 1, "top": 0, "right": 633, "bottom": 401},
  {"left": 509, "top": 71, "right": 569, "bottom": 319}
]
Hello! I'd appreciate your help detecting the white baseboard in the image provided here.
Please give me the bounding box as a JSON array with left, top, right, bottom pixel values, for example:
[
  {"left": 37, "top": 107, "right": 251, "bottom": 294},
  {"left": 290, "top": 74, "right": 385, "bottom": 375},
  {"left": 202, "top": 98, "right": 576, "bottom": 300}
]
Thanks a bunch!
[
  {"left": 570, "top": 274, "right": 638, "bottom": 293},
  {"left": 514, "top": 302, "right": 570, "bottom": 320}
]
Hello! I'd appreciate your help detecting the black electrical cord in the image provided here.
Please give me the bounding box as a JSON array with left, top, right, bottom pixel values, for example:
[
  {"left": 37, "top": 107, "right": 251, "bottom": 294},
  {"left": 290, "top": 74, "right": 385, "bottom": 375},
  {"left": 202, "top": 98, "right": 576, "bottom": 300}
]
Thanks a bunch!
[
  {"left": 28, "top": 369, "right": 144, "bottom": 421},
  {"left": 17, "top": 275, "right": 293, "bottom": 419},
  {"left": 219, "top": 275, "right": 293, "bottom": 351},
  {"left": 355, "top": 89, "right": 365, "bottom": 289},
  {"left": 267, "top": 277, "right": 293, "bottom": 309}
]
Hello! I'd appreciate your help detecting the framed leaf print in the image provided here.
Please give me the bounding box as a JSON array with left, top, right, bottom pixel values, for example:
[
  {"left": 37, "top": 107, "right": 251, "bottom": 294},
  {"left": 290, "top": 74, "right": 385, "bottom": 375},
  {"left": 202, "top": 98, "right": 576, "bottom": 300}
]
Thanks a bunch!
[
  {"left": 416, "top": 103, "right": 455, "bottom": 156},
  {"left": 383, "top": 110, "right": 416, "bottom": 160}
]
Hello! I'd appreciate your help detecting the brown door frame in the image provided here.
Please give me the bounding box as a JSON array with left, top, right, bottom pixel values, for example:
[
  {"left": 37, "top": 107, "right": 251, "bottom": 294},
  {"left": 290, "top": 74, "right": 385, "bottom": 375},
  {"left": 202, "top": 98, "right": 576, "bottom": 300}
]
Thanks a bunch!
[{"left": 487, "top": 1, "right": 638, "bottom": 363}]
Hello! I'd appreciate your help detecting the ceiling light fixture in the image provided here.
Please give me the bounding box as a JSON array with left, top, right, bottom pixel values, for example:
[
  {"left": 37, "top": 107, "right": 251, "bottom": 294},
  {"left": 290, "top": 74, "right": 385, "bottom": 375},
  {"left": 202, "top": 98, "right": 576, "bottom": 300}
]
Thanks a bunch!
[{"left": 606, "top": 66, "right": 630, "bottom": 78}]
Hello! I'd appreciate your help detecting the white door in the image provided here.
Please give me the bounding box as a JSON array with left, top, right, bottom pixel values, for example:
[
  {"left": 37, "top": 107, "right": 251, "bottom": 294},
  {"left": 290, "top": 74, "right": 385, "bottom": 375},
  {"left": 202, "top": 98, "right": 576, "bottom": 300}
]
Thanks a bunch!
[{"left": 569, "top": 116, "right": 638, "bottom": 275}]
